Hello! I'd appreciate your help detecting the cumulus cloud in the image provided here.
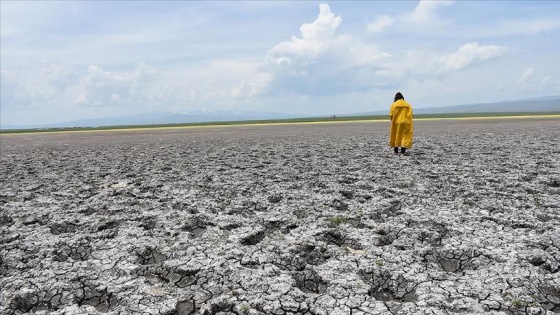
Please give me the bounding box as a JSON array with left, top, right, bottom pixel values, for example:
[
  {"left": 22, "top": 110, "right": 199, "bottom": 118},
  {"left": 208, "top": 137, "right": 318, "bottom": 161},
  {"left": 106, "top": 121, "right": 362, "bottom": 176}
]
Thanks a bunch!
[
  {"left": 300, "top": 3, "right": 341, "bottom": 41},
  {"left": 367, "top": 15, "right": 395, "bottom": 33},
  {"left": 63, "top": 63, "right": 159, "bottom": 108},
  {"left": 240, "top": 3, "right": 390, "bottom": 97},
  {"left": 2, "top": 62, "right": 171, "bottom": 122},
  {"left": 0, "top": 60, "right": 76, "bottom": 106}
]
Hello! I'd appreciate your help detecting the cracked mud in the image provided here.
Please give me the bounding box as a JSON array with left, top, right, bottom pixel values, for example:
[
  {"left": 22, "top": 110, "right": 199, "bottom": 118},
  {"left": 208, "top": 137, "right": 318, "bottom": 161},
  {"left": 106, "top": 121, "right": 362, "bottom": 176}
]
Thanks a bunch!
[{"left": 1, "top": 119, "right": 559, "bottom": 315}]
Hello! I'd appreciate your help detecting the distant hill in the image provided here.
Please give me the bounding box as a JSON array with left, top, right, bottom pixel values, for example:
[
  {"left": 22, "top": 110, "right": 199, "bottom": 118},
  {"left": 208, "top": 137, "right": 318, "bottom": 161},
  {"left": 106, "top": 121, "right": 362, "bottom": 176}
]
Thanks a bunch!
[
  {"left": 413, "top": 96, "right": 559, "bottom": 114},
  {"left": 1, "top": 110, "right": 296, "bottom": 130},
  {"left": 2, "top": 96, "right": 558, "bottom": 130},
  {"left": 367, "top": 95, "right": 559, "bottom": 115}
]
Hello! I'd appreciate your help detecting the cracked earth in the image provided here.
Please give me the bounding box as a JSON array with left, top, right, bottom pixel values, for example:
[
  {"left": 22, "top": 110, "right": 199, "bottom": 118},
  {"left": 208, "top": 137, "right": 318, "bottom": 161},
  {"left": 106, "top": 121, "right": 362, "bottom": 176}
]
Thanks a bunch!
[{"left": 1, "top": 118, "right": 559, "bottom": 315}]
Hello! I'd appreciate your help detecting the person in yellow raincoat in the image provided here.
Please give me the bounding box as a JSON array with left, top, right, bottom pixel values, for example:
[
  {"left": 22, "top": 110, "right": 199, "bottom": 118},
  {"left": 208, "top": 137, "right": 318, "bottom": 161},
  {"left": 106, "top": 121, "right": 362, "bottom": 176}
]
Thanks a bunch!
[{"left": 389, "top": 92, "right": 413, "bottom": 156}]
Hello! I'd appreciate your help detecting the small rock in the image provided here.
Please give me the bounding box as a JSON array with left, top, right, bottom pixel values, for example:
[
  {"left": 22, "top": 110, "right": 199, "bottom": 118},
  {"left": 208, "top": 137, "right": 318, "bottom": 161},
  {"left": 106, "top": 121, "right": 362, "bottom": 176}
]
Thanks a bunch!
[
  {"left": 528, "top": 255, "right": 546, "bottom": 267},
  {"left": 268, "top": 195, "right": 282, "bottom": 203}
]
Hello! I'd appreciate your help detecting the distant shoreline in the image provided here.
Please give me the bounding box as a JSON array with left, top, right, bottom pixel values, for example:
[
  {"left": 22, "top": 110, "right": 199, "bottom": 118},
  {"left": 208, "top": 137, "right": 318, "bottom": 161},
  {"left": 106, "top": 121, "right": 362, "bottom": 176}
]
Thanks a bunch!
[{"left": 1, "top": 112, "right": 559, "bottom": 135}]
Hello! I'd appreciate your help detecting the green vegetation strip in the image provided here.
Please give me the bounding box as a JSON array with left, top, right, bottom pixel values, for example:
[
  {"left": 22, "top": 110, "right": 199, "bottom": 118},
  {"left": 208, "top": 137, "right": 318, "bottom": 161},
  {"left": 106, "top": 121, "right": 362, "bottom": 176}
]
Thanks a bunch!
[{"left": 1, "top": 112, "right": 559, "bottom": 135}]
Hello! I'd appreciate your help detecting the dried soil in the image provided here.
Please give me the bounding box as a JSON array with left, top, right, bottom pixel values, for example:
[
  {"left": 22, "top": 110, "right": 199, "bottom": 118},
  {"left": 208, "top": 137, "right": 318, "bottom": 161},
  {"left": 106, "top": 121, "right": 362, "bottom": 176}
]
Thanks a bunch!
[{"left": 1, "top": 118, "right": 559, "bottom": 315}]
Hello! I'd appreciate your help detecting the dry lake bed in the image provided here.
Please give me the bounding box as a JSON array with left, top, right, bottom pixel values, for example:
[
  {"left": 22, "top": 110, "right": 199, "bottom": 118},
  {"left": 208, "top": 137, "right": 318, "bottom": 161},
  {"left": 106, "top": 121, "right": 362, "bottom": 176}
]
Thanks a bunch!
[{"left": 1, "top": 118, "right": 559, "bottom": 315}]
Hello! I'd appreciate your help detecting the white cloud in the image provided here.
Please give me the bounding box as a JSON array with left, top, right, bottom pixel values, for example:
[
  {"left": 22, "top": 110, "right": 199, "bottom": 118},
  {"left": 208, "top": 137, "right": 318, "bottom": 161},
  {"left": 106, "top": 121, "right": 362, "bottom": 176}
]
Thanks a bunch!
[
  {"left": 408, "top": 0, "right": 453, "bottom": 23},
  {"left": 368, "top": 15, "right": 395, "bottom": 33},
  {"left": 68, "top": 65, "right": 147, "bottom": 107},
  {"left": 442, "top": 42, "right": 508, "bottom": 71},
  {"left": 378, "top": 42, "right": 508, "bottom": 82}
]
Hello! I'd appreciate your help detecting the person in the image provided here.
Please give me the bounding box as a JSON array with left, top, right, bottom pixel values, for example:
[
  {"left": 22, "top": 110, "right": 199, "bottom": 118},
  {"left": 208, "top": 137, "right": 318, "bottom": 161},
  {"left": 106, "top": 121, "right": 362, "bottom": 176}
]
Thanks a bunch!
[{"left": 389, "top": 92, "right": 413, "bottom": 156}]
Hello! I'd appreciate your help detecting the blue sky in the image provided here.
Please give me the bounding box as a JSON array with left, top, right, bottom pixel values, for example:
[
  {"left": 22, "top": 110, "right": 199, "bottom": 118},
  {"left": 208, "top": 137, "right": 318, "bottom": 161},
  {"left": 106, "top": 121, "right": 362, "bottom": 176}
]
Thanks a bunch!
[{"left": 1, "top": 1, "right": 559, "bottom": 126}]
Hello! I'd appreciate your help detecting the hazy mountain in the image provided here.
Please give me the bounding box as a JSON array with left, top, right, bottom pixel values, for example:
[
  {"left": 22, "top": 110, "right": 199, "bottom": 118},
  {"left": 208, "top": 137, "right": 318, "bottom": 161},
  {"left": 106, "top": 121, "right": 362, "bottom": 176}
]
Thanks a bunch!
[
  {"left": 367, "top": 95, "right": 559, "bottom": 115},
  {"left": 2, "top": 96, "right": 558, "bottom": 130},
  {"left": 1, "top": 110, "right": 295, "bottom": 130},
  {"left": 412, "top": 96, "right": 559, "bottom": 114}
]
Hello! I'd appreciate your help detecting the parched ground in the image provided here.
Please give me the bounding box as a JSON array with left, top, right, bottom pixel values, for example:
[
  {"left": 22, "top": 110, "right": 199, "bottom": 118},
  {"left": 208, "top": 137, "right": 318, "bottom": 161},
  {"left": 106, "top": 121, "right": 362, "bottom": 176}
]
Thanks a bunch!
[{"left": 0, "top": 118, "right": 559, "bottom": 315}]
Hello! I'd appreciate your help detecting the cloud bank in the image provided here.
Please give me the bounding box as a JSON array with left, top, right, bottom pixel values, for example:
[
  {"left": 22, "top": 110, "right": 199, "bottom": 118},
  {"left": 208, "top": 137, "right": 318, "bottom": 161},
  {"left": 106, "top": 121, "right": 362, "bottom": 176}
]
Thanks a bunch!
[{"left": 241, "top": 3, "right": 508, "bottom": 99}]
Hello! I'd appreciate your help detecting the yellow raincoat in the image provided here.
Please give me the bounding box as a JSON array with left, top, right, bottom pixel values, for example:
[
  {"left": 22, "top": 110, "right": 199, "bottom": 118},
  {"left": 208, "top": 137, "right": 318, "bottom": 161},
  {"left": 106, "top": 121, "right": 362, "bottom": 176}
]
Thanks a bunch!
[{"left": 389, "top": 99, "right": 413, "bottom": 148}]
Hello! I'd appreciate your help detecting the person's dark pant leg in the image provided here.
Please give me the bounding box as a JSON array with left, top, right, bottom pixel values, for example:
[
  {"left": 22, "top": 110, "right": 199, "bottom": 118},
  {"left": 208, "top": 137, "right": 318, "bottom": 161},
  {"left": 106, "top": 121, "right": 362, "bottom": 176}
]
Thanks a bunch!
[
  {"left": 401, "top": 148, "right": 406, "bottom": 154},
  {"left": 394, "top": 147, "right": 399, "bottom": 154}
]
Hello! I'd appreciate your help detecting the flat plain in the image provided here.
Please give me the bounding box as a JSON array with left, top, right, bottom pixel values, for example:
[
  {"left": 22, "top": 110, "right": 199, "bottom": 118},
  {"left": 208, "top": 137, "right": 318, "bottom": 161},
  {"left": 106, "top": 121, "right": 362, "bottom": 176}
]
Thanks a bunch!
[{"left": 1, "top": 118, "right": 559, "bottom": 315}]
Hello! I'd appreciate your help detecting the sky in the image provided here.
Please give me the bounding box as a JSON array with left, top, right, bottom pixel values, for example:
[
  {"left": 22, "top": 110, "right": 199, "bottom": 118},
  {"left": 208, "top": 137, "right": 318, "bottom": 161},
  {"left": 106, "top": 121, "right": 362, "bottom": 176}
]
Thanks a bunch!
[{"left": 1, "top": 1, "right": 559, "bottom": 126}]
